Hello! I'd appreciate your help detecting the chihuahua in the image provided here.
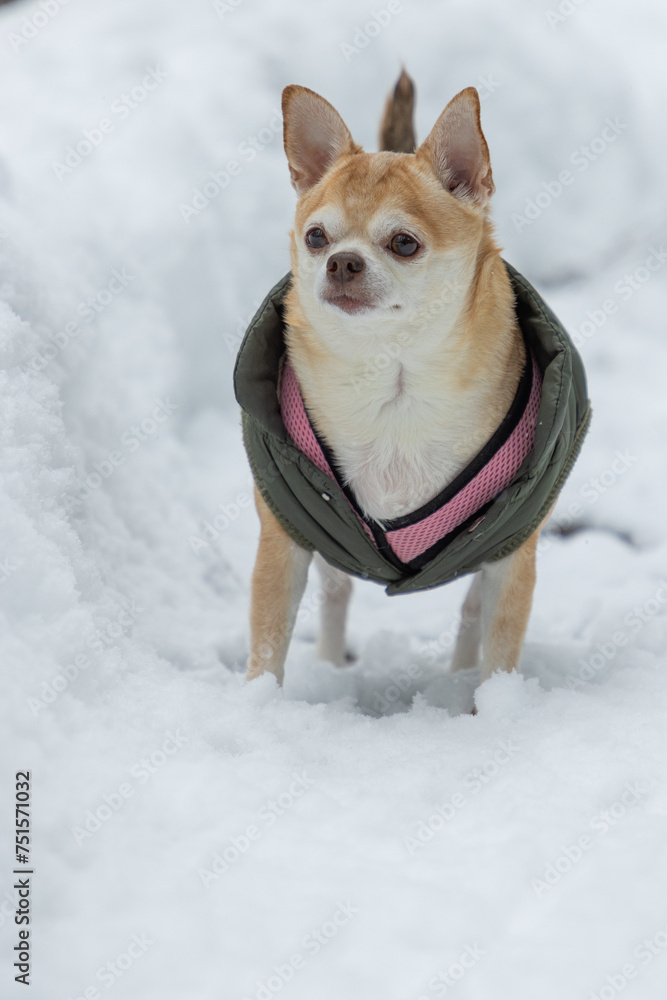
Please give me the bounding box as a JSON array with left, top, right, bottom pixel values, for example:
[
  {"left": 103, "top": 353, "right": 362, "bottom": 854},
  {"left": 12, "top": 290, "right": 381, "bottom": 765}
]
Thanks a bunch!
[{"left": 244, "top": 72, "right": 552, "bottom": 692}]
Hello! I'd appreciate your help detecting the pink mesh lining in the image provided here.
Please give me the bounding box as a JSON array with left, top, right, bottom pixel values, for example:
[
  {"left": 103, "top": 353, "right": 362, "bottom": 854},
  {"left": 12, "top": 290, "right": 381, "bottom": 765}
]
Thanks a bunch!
[
  {"left": 280, "top": 355, "right": 542, "bottom": 563},
  {"left": 280, "top": 362, "right": 336, "bottom": 480},
  {"left": 280, "top": 363, "right": 376, "bottom": 542},
  {"left": 386, "top": 355, "right": 542, "bottom": 560}
]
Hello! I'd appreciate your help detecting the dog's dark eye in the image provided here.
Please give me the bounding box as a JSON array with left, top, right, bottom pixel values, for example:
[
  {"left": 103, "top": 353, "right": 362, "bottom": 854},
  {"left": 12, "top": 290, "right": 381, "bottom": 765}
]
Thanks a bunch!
[
  {"left": 389, "top": 233, "right": 420, "bottom": 257},
  {"left": 306, "top": 227, "right": 329, "bottom": 249}
]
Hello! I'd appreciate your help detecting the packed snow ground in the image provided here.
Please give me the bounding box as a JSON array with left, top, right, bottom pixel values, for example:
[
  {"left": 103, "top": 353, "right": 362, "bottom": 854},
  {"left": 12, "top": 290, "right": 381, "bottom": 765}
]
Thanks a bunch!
[{"left": 1, "top": 1, "right": 667, "bottom": 998}]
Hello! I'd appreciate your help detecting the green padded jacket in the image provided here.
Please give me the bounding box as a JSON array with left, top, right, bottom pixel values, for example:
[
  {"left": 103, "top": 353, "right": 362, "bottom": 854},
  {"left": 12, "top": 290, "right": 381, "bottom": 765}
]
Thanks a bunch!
[{"left": 234, "top": 261, "right": 591, "bottom": 595}]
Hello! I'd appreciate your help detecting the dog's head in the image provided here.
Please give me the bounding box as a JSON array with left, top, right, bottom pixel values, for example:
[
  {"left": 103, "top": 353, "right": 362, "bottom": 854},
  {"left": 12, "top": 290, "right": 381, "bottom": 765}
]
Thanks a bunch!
[{"left": 282, "top": 84, "right": 496, "bottom": 344}]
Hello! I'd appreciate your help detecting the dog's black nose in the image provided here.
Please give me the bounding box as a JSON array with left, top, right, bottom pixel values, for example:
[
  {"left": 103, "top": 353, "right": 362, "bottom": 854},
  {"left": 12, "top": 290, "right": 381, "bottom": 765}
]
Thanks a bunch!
[{"left": 326, "top": 252, "right": 365, "bottom": 283}]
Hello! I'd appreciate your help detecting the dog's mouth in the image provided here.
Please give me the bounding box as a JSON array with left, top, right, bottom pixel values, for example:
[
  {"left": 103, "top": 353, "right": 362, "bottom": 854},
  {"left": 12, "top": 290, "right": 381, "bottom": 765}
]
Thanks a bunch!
[{"left": 322, "top": 293, "right": 377, "bottom": 315}]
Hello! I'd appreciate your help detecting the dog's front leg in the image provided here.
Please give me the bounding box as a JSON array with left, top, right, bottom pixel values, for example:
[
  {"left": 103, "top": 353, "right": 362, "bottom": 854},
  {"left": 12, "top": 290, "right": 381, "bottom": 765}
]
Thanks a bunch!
[
  {"left": 314, "top": 554, "right": 352, "bottom": 666},
  {"left": 477, "top": 530, "right": 539, "bottom": 683},
  {"left": 450, "top": 572, "right": 483, "bottom": 672},
  {"left": 247, "top": 487, "right": 312, "bottom": 684}
]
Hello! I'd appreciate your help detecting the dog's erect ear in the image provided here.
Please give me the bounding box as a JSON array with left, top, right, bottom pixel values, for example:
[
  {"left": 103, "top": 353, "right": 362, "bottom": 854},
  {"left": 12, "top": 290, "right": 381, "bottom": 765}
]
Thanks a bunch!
[
  {"left": 282, "top": 85, "right": 360, "bottom": 196},
  {"left": 416, "top": 88, "right": 494, "bottom": 206}
]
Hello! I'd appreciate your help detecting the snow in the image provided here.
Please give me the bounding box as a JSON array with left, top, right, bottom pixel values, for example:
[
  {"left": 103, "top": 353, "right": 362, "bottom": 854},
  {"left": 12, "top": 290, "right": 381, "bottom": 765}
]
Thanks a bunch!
[{"left": 0, "top": 0, "right": 666, "bottom": 997}]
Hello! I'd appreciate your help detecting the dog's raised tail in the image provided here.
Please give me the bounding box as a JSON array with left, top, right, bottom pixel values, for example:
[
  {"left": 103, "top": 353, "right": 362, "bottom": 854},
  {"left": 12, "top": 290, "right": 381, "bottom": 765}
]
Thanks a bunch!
[{"left": 379, "top": 68, "right": 416, "bottom": 153}]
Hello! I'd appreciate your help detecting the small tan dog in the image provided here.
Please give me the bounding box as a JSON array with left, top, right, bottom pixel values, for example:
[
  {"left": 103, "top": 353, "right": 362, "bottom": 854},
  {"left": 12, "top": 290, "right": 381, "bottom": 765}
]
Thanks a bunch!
[{"left": 244, "top": 74, "right": 555, "bottom": 692}]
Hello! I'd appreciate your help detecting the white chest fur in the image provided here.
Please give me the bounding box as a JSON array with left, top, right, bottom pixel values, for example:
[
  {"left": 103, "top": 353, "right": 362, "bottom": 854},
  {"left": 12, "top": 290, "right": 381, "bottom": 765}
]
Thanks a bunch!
[{"left": 300, "top": 349, "right": 496, "bottom": 524}]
